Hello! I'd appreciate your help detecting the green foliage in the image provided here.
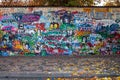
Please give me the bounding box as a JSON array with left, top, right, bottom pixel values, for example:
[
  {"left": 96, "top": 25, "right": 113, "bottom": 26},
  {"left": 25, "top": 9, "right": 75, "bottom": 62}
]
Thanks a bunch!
[
  {"left": 46, "top": 0, "right": 94, "bottom": 6},
  {"left": 65, "top": 0, "right": 93, "bottom": 6},
  {"left": 65, "top": 0, "right": 80, "bottom": 6}
]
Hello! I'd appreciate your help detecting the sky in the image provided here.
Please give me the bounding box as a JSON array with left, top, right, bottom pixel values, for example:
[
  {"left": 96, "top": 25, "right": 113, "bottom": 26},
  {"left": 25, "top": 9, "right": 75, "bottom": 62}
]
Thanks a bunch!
[{"left": 94, "top": 0, "right": 107, "bottom": 6}]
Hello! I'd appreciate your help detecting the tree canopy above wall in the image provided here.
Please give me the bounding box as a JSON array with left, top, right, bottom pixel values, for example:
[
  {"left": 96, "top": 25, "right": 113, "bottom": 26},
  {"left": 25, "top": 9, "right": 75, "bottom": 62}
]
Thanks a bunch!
[
  {"left": 0, "top": 0, "right": 94, "bottom": 6},
  {"left": 0, "top": 0, "right": 119, "bottom": 7}
]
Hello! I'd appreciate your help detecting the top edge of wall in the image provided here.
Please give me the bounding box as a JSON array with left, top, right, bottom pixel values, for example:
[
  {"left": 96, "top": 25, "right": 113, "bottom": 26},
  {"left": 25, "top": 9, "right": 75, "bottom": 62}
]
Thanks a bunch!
[{"left": 0, "top": 6, "right": 120, "bottom": 8}]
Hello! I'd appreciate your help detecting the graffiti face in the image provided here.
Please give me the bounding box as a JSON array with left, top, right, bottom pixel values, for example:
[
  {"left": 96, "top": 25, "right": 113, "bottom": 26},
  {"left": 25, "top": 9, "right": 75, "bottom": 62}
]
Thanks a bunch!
[
  {"left": 0, "top": 8, "right": 120, "bottom": 56},
  {"left": 62, "top": 12, "right": 72, "bottom": 24}
]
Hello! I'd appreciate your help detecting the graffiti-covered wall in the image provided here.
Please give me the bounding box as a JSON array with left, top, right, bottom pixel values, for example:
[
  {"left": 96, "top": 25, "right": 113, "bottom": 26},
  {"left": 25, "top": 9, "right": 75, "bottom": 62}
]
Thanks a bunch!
[{"left": 0, "top": 8, "right": 120, "bottom": 56}]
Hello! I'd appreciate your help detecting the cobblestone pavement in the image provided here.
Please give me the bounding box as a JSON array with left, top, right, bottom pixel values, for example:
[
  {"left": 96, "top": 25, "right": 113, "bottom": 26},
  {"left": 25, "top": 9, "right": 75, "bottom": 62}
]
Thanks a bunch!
[{"left": 0, "top": 56, "right": 120, "bottom": 79}]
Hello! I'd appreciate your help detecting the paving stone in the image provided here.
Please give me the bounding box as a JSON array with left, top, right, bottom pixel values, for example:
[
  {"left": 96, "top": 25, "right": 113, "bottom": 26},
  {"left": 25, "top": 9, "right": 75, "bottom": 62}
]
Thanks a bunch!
[{"left": 0, "top": 56, "right": 120, "bottom": 78}]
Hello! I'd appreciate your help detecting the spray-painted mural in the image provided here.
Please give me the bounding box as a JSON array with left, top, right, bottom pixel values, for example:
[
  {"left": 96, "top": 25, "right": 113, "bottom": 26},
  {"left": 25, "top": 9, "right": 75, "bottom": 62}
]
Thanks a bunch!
[{"left": 0, "top": 8, "right": 120, "bottom": 56}]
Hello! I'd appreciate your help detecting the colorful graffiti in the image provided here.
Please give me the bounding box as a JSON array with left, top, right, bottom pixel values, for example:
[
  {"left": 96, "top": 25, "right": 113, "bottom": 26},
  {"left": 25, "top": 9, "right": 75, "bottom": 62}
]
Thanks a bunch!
[{"left": 0, "top": 8, "right": 120, "bottom": 56}]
